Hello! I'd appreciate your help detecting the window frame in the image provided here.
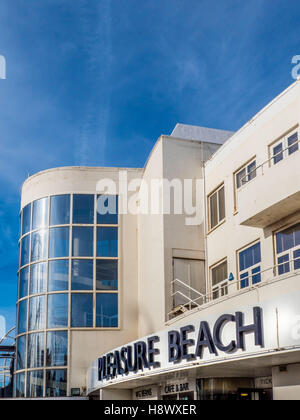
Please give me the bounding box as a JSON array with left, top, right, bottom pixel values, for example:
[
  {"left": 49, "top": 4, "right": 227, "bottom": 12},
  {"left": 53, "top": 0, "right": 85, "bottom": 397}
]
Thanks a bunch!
[
  {"left": 233, "top": 156, "right": 257, "bottom": 212},
  {"left": 210, "top": 258, "right": 228, "bottom": 300},
  {"left": 237, "top": 240, "right": 262, "bottom": 290},
  {"left": 207, "top": 183, "right": 226, "bottom": 232},
  {"left": 269, "top": 127, "right": 299, "bottom": 166},
  {"left": 274, "top": 221, "right": 300, "bottom": 276}
]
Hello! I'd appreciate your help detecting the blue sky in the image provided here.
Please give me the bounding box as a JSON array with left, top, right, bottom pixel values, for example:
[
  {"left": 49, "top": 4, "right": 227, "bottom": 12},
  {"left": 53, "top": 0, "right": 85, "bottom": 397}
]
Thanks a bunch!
[{"left": 0, "top": 0, "right": 299, "bottom": 330}]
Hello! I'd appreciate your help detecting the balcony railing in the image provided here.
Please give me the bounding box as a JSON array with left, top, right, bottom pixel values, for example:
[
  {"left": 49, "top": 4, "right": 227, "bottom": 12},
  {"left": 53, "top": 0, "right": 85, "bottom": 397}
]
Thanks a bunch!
[
  {"left": 168, "top": 256, "right": 300, "bottom": 320},
  {"left": 239, "top": 139, "right": 300, "bottom": 185}
]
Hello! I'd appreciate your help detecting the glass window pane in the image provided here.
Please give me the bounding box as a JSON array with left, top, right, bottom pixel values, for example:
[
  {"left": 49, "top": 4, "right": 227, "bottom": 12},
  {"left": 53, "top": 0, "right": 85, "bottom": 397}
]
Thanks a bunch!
[
  {"left": 239, "top": 243, "right": 261, "bottom": 271},
  {"left": 49, "top": 227, "right": 69, "bottom": 258},
  {"left": 72, "top": 227, "right": 94, "bottom": 257},
  {"left": 210, "top": 192, "right": 218, "bottom": 229},
  {"left": 240, "top": 272, "right": 249, "bottom": 289},
  {"left": 47, "top": 294, "right": 69, "bottom": 328},
  {"left": 15, "top": 373, "right": 25, "bottom": 398},
  {"left": 96, "top": 260, "right": 118, "bottom": 290},
  {"left": 22, "top": 204, "right": 31, "bottom": 236},
  {"left": 278, "top": 254, "right": 290, "bottom": 275},
  {"left": 19, "top": 267, "right": 29, "bottom": 299},
  {"left": 71, "top": 294, "right": 93, "bottom": 327},
  {"left": 236, "top": 168, "right": 246, "bottom": 189},
  {"left": 27, "top": 370, "right": 44, "bottom": 398},
  {"left": 46, "top": 369, "right": 67, "bottom": 397},
  {"left": 273, "top": 143, "right": 283, "bottom": 164},
  {"left": 29, "top": 296, "right": 45, "bottom": 331},
  {"left": 294, "top": 249, "right": 300, "bottom": 270},
  {"left": 97, "top": 195, "right": 118, "bottom": 225},
  {"left": 212, "top": 261, "right": 227, "bottom": 286},
  {"left": 247, "top": 160, "right": 256, "bottom": 181},
  {"left": 50, "top": 195, "right": 70, "bottom": 226},
  {"left": 97, "top": 227, "right": 118, "bottom": 257},
  {"left": 32, "top": 197, "right": 48, "bottom": 230},
  {"left": 16, "top": 336, "right": 26, "bottom": 371},
  {"left": 18, "top": 300, "right": 28, "bottom": 335},
  {"left": 252, "top": 266, "right": 261, "bottom": 285},
  {"left": 288, "top": 132, "right": 298, "bottom": 155},
  {"left": 73, "top": 194, "right": 94, "bottom": 224},
  {"left": 31, "top": 229, "right": 48, "bottom": 262},
  {"left": 46, "top": 331, "right": 68, "bottom": 367},
  {"left": 96, "top": 293, "right": 118, "bottom": 328},
  {"left": 218, "top": 187, "right": 225, "bottom": 222},
  {"left": 30, "top": 262, "right": 47, "bottom": 295},
  {"left": 71, "top": 259, "right": 93, "bottom": 290},
  {"left": 27, "top": 332, "right": 44, "bottom": 368},
  {"left": 48, "top": 260, "right": 69, "bottom": 292},
  {"left": 21, "top": 234, "right": 30, "bottom": 267}
]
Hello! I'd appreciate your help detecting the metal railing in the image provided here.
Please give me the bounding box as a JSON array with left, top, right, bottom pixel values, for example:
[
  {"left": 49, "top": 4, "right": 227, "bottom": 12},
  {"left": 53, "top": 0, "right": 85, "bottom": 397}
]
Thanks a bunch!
[
  {"left": 239, "top": 139, "right": 299, "bottom": 185},
  {"left": 168, "top": 256, "right": 300, "bottom": 320}
]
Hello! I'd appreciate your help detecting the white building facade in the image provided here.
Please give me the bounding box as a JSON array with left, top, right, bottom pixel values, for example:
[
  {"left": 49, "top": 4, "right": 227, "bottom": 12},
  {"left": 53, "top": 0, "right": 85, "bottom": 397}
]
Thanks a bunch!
[{"left": 16, "top": 80, "right": 300, "bottom": 400}]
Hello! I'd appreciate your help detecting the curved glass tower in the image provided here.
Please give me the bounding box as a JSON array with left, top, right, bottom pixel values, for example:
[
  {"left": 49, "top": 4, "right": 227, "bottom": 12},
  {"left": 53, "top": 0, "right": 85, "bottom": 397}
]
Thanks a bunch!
[{"left": 15, "top": 192, "right": 119, "bottom": 398}]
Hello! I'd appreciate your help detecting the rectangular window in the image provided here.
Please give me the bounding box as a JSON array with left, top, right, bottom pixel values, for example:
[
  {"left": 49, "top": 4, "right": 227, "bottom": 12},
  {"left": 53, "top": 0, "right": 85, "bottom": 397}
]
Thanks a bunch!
[
  {"left": 96, "top": 293, "right": 118, "bottom": 328},
  {"left": 47, "top": 294, "right": 69, "bottom": 328},
  {"left": 275, "top": 222, "right": 300, "bottom": 275},
  {"left": 46, "top": 331, "right": 68, "bottom": 367},
  {"left": 270, "top": 129, "right": 299, "bottom": 165},
  {"left": 235, "top": 159, "right": 256, "bottom": 190},
  {"left": 46, "top": 369, "right": 67, "bottom": 397},
  {"left": 238, "top": 242, "right": 261, "bottom": 289},
  {"left": 27, "top": 332, "right": 44, "bottom": 368},
  {"left": 73, "top": 194, "right": 94, "bottom": 224},
  {"left": 71, "top": 259, "right": 93, "bottom": 290},
  {"left": 27, "top": 370, "right": 44, "bottom": 398},
  {"left": 71, "top": 293, "right": 93, "bottom": 328},
  {"left": 208, "top": 185, "right": 225, "bottom": 230},
  {"left": 211, "top": 260, "right": 228, "bottom": 300}
]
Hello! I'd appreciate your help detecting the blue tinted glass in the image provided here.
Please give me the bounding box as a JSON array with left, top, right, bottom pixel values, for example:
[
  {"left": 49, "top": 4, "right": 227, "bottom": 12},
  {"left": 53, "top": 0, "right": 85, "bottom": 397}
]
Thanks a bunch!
[
  {"left": 73, "top": 194, "right": 94, "bottom": 224},
  {"left": 17, "top": 335, "right": 26, "bottom": 370},
  {"left": 19, "top": 267, "right": 29, "bottom": 299},
  {"left": 49, "top": 227, "right": 69, "bottom": 258},
  {"left": 71, "top": 259, "right": 93, "bottom": 290},
  {"left": 97, "top": 227, "right": 118, "bottom": 257},
  {"left": 240, "top": 272, "right": 249, "bottom": 289},
  {"left": 46, "top": 331, "right": 68, "bottom": 367},
  {"left": 96, "top": 260, "right": 118, "bottom": 290},
  {"left": 27, "top": 370, "right": 44, "bottom": 398},
  {"left": 31, "top": 230, "right": 48, "bottom": 262},
  {"left": 47, "top": 294, "right": 69, "bottom": 328},
  {"left": 278, "top": 254, "right": 290, "bottom": 275},
  {"left": 72, "top": 227, "right": 94, "bottom": 257},
  {"left": 97, "top": 195, "right": 118, "bottom": 224},
  {"left": 252, "top": 266, "right": 261, "bottom": 285},
  {"left": 18, "top": 300, "right": 28, "bottom": 334},
  {"left": 48, "top": 260, "right": 69, "bottom": 292},
  {"left": 46, "top": 369, "right": 67, "bottom": 397},
  {"left": 29, "top": 296, "right": 45, "bottom": 331},
  {"left": 96, "top": 293, "right": 118, "bottom": 328},
  {"left": 32, "top": 198, "right": 48, "bottom": 230},
  {"left": 15, "top": 373, "right": 25, "bottom": 398},
  {"left": 294, "top": 249, "right": 300, "bottom": 270},
  {"left": 30, "top": 262, "right": 47, "bottom": 295},
  {"left": 50, "top": 195, "right": 70, "bottom": 226},
  {"left": 71, "top": 294, "right": 93, "bottom": 327},
  {"left": 21, "top": 234, "right": 30, "bottom": 267},
  {"left": 276, "top": 224, "right": 300, "bottom": 253},
  {"left": 22, "top": 204, "right": 31, "bottom": 236},
  {"left": 27, "top": 332, "right": 44, "bottom": 368},
  {"left": 239, "top": 243, "right": 261, "bottom": 271},
  {"left": 288, "top": 133, "right": 298, "bottom": 155},
  {"left": 273, "top": 143, "right": 283, "bottom": 164}
]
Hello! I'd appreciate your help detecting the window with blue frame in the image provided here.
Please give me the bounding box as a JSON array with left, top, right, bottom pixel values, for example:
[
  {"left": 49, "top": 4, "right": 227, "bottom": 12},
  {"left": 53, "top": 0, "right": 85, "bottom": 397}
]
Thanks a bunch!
[
  {"left": 238, "top": 242, "right": 261, "bottom": 288},
  {"left": 276, "top": 222, "right": 300, "bottom": 275}
]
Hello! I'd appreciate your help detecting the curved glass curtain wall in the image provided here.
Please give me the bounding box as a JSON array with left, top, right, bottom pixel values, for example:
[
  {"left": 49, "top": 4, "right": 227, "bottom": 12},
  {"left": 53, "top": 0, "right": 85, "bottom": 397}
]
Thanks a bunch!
[{"left": 15, "top": 194, "right": 119, "bottom": 398}]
